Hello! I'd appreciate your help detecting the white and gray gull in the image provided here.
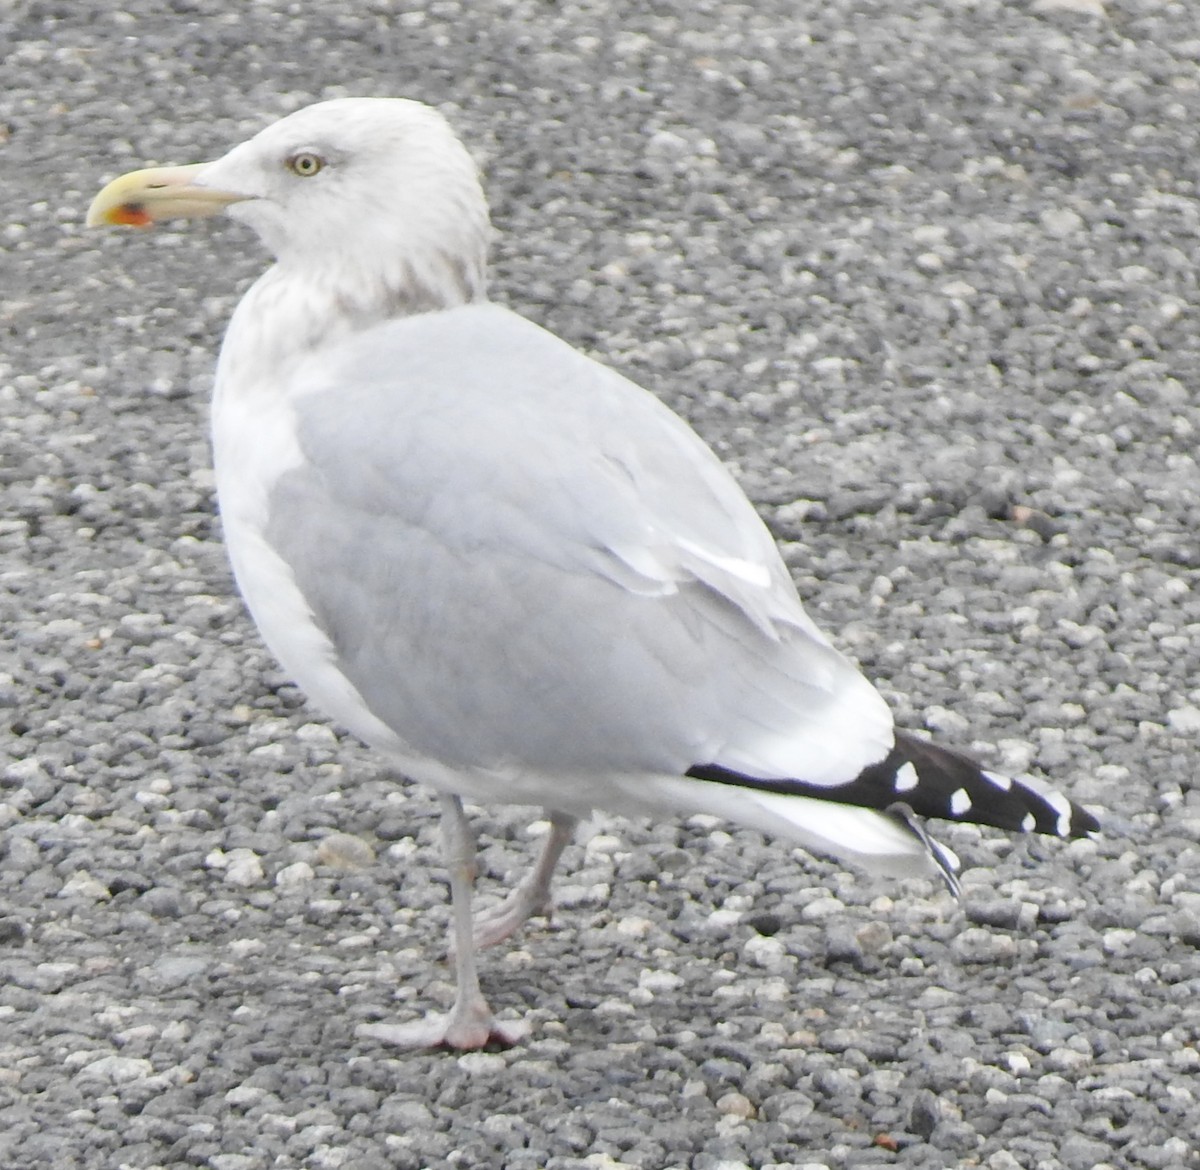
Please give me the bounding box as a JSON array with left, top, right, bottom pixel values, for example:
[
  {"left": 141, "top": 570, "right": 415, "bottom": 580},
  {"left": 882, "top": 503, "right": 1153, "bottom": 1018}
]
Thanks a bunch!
[{"left": 88, "top": 98, "right": 1099, "bottom": 1050}]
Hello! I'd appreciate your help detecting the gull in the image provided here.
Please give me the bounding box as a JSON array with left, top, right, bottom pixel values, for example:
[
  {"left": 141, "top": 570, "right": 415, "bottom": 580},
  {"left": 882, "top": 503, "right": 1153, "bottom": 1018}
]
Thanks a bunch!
[{"left": 88, "top": 98, "right": 1099, "bottom": 1049}]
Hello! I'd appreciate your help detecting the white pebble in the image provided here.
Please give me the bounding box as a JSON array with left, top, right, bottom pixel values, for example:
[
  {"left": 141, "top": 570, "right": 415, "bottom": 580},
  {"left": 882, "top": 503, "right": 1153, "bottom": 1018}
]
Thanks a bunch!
[
  {"left": 275, "top": 861, "right": 315, "bottom": 887},
  {"left": 77, "top": 1055, "right": 154, "bottom": 1083},
  {"left": 58, "top": 871, "right": 111, "bottom": 901},
  {"left": 584, "top": 833, "right": 622, "bottom": 856},
  {"left": 1040, "top": 207, "right": 1084, "bottom": 236},
  {"left": 637, "top": 968, "right": 683, "bottom": 993},
  {"left": 1167, "top": 706, "right": 1200, "bottom": 734},
  {"left": 223, "top": 849, "right": 265, "bottom": 887},
  {"left": 614, "top": 916, "right": 654, "bottom": 938},
  {"left": 800, "top": 897, "right": 844, "bottom": 922},
  {"left": 1002, "top": 1051, "right": 1032, "bottom": 1076},
  {"left": 742, "top": 935, "right": 787, "bottom": 970},
  {"left": 225, "top": 1085, "right": 268, "bottom": 1106},
  {"left": 456, "top": 1052, "right": 507, "bottom": 1075}
]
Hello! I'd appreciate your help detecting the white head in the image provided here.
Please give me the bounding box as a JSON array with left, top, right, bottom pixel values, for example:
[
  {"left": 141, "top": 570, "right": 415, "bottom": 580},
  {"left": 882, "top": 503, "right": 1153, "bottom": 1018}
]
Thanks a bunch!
[{"left": 89, "top": 98, "right": 491, "bottom": 313}]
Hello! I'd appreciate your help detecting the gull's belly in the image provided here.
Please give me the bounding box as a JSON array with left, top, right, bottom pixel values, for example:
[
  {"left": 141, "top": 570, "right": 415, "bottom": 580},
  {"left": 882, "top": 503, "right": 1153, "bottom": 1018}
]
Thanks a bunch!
[{"left": 210, "top": 387, "right": 409, "bottom": 752}]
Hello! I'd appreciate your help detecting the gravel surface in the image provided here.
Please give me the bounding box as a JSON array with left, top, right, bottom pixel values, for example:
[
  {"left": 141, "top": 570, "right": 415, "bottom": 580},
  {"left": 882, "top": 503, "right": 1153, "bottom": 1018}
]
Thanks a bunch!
[{"left": 3, "top": 1, "right": 1200, "bottom": 1167}]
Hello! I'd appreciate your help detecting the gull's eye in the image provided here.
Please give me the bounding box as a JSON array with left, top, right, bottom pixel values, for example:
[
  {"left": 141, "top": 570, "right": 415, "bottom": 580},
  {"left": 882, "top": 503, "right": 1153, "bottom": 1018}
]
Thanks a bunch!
[{"left": 287, "top": 151, "right": 324, "bottom": 178}]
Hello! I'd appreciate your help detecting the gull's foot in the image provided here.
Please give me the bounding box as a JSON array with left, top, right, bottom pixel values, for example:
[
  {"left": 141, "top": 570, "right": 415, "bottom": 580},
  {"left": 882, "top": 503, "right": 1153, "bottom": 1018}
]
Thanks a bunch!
[
  {"left": 357, "top": 1007, "right": 530, "bottom": 1051},
  {"left": 470, "top": 887, "right": 553, "bottom": 950}
]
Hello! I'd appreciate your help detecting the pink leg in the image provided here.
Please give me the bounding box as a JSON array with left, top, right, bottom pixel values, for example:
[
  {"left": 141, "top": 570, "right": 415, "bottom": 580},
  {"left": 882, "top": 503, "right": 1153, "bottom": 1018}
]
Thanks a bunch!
[
  {"left": 358, "top": 794, "right": 529, "bottom": 1050},
  {"left": 471, "top": 809, "right": 577, "bottom": 950}
]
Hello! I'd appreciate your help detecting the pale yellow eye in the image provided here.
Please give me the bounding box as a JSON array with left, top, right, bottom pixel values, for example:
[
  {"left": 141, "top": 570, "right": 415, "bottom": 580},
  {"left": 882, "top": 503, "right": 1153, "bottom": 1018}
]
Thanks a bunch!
[{"left": 287, "top": 152, "right": 324, "bottom": 177}]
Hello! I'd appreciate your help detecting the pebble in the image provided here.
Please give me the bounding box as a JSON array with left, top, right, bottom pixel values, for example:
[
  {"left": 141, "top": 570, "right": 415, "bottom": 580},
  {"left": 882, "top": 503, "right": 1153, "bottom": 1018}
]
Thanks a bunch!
[
  {"left": 57, "top": 871, "right": 111, "bottom": 901},
  {"left": 637, "top": 968, "right": 683, "bottom": 993},
  {"left": 456, "top": 1052, "right": 508, "bottom": 1076},
  {"left": 715, "top": 1091, "right": 756, "bottom": 1119},
  {"left": 1040, "top": 207, "right": 1085, "bottom": 237},
  {"left": 952, "top": 928, "right": 1019, "bottom": 964},
  {"left": 853, "top": 920, "right": 892, "bottom": 954},
  {"left": 1032, "top": 0, "right": 1106, "bottom": 13},
  {"left": 222, "top": 849, "right": 266, "bottom": 887},
  {"left": 275, "top": 861, "right": 316, "bottom": 886},
  {"left": 742, "top": 935, "right": 788, "bottom": 970},
  {"left": 1166, "top": 706, "right": 1200, "bottom": 734},
  {"left": 143, "top": 953, "right": 210, "bottom": 990},
  {"left": 316, "top": 833, "right": 376, "bottom": 869},
  {"left": 225, "top": 1085, "right": 269, "bottom": 1107},
  {"left": 800, "top": 897, "right": 844, "bottom": 923},
  {"left": 76, "top": 1055, "right": 155, "bottom": 1084}
]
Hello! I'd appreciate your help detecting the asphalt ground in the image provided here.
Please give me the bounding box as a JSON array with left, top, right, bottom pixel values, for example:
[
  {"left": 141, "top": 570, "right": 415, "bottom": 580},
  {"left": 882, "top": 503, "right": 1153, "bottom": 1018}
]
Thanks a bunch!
[{"left": 2, "top": 1, "right": 1199, "bottom": 1167}]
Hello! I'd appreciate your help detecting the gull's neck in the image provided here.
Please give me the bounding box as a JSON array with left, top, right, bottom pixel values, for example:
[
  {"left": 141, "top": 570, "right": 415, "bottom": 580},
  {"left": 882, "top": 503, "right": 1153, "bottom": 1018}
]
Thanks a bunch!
[{"left": 214, "top": 246, "right": 487, "bottom": 407}]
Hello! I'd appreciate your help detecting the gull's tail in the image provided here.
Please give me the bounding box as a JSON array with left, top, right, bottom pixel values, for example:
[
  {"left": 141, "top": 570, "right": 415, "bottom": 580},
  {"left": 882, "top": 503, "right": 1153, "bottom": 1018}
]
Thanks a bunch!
[{"left": 686, "top": 731, "right": 1099, "bottom": 895}]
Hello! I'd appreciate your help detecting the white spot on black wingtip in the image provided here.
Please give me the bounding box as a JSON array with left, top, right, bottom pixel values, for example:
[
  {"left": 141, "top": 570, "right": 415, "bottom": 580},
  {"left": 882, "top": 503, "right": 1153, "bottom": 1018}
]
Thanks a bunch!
[
  {"left": 894, "top": 762, "right": 919, "bottom": 793},
  {"left": 949, "top": 787, "right": 972, "bottom": 816},
  {"left": 1047, "top": 791, "right": 1074, "bottom": 837},
  {"left": 1021, "top": 813, "right": 1037, "bottom": 832},
  {"left": 982, "top": 770, "right": 1013, "bottom": 791}
]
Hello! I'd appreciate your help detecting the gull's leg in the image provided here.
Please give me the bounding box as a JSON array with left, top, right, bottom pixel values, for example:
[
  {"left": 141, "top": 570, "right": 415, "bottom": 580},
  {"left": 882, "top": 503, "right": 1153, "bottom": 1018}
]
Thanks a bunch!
[
  {"left": 471, "top": 809, "right": 578, "bottom": 950},
  {"left": 357, "top": 793, "right": 528, "bottom": 1050}
]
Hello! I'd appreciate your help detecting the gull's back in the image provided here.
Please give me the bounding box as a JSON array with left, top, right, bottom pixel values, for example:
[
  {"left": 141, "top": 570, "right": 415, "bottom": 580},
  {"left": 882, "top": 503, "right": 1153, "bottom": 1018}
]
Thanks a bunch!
[{"left": 244, "top": 302, "right": 892, "bottom": 799}]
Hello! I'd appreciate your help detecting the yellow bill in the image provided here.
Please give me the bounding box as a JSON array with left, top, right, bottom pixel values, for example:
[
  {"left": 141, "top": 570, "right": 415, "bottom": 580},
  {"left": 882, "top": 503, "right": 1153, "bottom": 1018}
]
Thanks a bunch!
[{"left": 87, "top": 163, "right": 246, "bottom": 228}]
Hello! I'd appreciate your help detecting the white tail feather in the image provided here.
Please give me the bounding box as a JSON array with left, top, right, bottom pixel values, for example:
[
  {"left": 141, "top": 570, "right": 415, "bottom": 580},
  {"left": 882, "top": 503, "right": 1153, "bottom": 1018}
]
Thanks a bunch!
[{"left": 615, "top": 773, "right": 947, "bottom": 884}]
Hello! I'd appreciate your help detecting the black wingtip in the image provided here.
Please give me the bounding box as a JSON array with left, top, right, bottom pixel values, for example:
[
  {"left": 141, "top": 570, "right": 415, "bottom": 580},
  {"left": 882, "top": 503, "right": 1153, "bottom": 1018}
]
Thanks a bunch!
[
  {"left": 687, "top": 732, "right": 1099, "bottom": 842},
  {"left": 891, "top": 731, "right": 1099, "bottom": 839}
]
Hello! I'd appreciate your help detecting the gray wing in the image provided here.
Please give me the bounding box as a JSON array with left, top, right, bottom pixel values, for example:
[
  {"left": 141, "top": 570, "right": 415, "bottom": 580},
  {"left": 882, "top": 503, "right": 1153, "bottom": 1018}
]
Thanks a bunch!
[{"left": 264, "top": 303, "right": 893, "bottom": 782}]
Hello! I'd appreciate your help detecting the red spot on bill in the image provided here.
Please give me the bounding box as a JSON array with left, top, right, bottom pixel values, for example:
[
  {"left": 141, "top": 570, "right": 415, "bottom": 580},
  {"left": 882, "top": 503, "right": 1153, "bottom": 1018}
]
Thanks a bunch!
[{"left": 110, "top": 204, "right": 153, "bottom": 227}]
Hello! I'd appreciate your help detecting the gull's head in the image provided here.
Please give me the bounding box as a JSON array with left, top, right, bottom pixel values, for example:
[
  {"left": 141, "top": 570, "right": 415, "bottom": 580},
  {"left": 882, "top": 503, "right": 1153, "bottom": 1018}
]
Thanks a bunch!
[{"left": 89, "top": 98, "right": 491, "bottom": 307}]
